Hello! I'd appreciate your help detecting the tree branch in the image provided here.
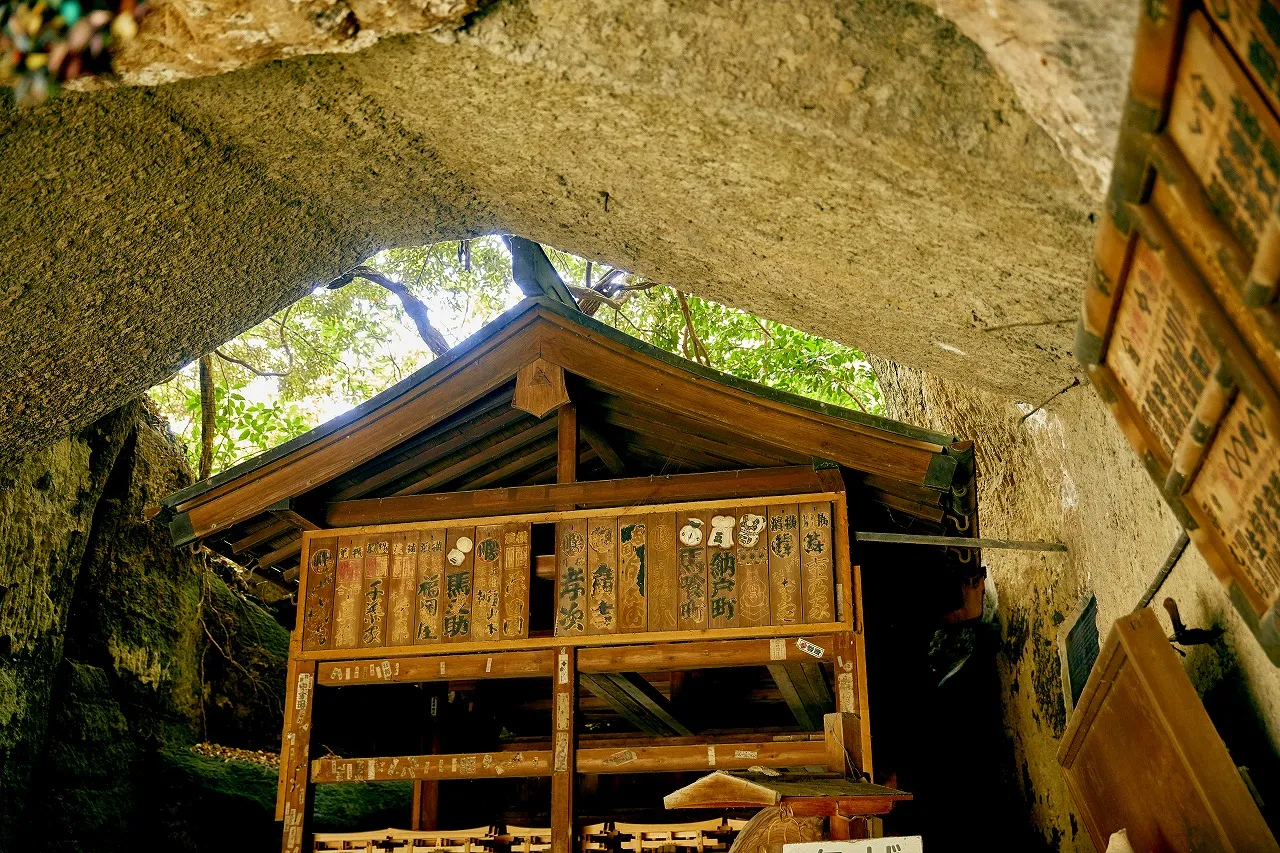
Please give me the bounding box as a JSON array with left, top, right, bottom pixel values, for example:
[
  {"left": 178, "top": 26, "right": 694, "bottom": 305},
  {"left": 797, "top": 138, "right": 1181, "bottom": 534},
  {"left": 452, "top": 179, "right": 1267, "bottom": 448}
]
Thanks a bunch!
[
  {"left": 198, "top": 355, "right": 215, "bottom": 480},
  {"left": 332, "top": 266, "right": 451, "bottom": 357},
  {"left": 676, "top": 291, "right": 710, "bottom": 366},
  {"left": 214, "top": 349, "right": 287, "bottom": 378}
]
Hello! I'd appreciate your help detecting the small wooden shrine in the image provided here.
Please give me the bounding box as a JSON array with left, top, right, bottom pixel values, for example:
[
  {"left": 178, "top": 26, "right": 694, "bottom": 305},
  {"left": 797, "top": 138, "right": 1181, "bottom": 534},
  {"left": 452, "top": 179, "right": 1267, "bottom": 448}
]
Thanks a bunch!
[{"left": 161, "top": 253, "right": 978, "bottom": 852}]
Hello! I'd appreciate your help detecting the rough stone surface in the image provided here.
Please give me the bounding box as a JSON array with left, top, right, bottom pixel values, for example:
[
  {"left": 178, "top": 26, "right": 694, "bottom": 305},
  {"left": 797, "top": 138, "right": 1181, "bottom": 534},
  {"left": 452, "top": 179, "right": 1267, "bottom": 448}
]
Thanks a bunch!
[
  {"left": 875, "top": 361, "right": 1280, "bottom": 850},
  {"left": 107, "top": 0, "right": 487, "bottom": 85},
  {"left": 0, "top": 403, "right": 365, "bottom": 849},
  {"left": 0, "top": 0, "right": 1108, "bottom": 468}
]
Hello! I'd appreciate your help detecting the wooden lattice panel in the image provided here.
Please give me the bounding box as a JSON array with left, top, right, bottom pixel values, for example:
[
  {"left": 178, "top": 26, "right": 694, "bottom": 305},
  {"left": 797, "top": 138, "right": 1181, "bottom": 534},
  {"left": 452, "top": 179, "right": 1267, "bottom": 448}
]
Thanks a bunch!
[{"left": 1080, "top": 2, "right": 1280, "bottom": 650}]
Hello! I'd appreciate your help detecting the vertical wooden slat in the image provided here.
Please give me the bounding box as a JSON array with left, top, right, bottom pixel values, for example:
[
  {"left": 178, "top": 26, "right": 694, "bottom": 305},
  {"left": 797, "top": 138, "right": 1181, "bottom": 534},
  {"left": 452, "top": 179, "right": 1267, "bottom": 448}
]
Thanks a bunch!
[
  {"left": 386, "top": 533, "right": 416, "bottom": 648},
  {"left": 617, "top": 515, "right": 648, "bottom": 633},
  {"left": 799, "top": 502, "right": 836, "bottom": 624},
  {"left": 735, "top": 506, "right": 770, "bottom": 628},
  {"left": 280, "top": 659, "right": 317, "bottom": 853},
  {"left": 708, "top": 509, "right": 738, "bottom": 630},
  {"left": 677, "top": 511, "right": 710, "bottom": 631},
  {"left": 767, "top": 504, "right": 802, "bottom": 626},
  {"left": 502, "top": 522, "right": 533, "bottom": 640},
  {"left": 361, "top": 535, "right": 390, "bottom": 648},
  {"left": 332, "top": 536, "right": 362, "bottom": 650},
  {"left": 471, "top": 524, "right": 505, "bottom": 642},
  {"left": 645, "top": 513, "right": 678, "bottom": 633},
  {"left": 443, "top": 527, "right": 475, "bottom": 642},
  {"left": 414, "top": 529, "right": 445, "bottom": 643},
  {"left": 555, "top": 519, "right": 588, "bottom": 637},
  {"left": 832, "top": 494, "right": 855, "bottom": 629},
  {"left": 300, "top": 536, "right": 337, "bottom": 651},
  {"left": 551, "top": 646, "right": 577, "bottom": 853},
  {"left": 586, "top": 516, "right": 618, "bottom": 635}
]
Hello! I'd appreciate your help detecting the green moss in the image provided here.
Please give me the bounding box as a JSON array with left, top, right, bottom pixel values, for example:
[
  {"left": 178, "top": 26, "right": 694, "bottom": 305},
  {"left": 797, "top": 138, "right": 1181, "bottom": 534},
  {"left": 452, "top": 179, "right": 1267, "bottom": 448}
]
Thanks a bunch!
[{"left": 315, "top": 781, "right": 413, "bottom": 830}]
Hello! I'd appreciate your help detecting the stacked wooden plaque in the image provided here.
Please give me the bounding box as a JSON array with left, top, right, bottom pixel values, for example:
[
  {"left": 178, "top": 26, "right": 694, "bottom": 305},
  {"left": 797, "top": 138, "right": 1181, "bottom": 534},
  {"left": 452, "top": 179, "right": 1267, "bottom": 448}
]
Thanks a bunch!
[
  {"left": 301, "top": 524, "right": 533, "bottom": 652},
  {"left": 553, "top": 502, "right": 836, "bottom": 638},
  {"left": 1081, "top": 1, "right": 1280, "bottom": 658}
]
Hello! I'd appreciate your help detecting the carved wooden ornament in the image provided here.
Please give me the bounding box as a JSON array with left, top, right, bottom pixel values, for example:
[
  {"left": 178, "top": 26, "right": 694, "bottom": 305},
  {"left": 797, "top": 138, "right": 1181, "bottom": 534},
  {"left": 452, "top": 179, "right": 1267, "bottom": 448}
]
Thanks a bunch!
[{"left": 514, "top": 357, "right": 570, "bottom": 418}]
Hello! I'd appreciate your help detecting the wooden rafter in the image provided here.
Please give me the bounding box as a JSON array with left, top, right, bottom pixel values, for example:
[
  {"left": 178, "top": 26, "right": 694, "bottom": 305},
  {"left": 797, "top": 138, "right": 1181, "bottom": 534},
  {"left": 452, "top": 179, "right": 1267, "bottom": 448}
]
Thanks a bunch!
[
  {"left": 769, "top": 663, "right": 833, "bottom": 731},
  {"left": 581, "top": 672, "right": 692, "bottom": 737},
  {"left": 393, "top": 419, "right": 556, "bottom": 496}
]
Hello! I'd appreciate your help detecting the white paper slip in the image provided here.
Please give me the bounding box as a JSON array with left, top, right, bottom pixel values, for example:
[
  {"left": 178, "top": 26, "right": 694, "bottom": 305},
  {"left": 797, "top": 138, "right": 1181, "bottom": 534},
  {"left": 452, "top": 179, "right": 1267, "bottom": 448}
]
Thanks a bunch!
[{"left": 784, "top": 838, "right": 922, "bottom": 853}]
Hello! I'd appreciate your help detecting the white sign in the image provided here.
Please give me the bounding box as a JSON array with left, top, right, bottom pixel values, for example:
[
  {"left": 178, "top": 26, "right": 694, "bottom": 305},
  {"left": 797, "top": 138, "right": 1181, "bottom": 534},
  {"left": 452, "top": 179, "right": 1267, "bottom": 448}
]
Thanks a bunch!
[{"left": 785, "top": 839, "right": 922, "bottom": 853}]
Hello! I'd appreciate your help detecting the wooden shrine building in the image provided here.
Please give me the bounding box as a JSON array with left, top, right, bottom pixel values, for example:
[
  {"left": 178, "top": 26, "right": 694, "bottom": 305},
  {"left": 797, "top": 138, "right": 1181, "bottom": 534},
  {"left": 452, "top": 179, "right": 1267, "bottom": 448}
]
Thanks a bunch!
[{"left": 160, "top": 258, "right": 980, "bottom": 852}]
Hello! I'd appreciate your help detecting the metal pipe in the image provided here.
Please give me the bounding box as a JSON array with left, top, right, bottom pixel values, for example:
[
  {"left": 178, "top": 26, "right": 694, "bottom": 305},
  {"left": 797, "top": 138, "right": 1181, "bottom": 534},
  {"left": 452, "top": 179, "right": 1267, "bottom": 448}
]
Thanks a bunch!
[
  {"left": 1134, "top": 531, "right": 1191, "bottom": 612},
  {"left": 853, "top": 532, "right": 1067, "bottom": 552}
]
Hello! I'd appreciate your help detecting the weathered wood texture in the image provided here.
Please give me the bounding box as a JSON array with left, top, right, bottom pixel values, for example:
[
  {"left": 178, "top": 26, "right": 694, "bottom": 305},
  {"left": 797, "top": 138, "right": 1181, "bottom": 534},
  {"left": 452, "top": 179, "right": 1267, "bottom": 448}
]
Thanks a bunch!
[
  {"left": 1058, "top": 609, "right": 1278, "bottom": 852},
  {"left": 310, "top": 739, "right": 830, "bottom": 783},
  {"left": 1079, "top": 6, "right": 1280, "bottom": 645},
  {"left": 294, "top": 493, "right": 848, "bottom": 662}
]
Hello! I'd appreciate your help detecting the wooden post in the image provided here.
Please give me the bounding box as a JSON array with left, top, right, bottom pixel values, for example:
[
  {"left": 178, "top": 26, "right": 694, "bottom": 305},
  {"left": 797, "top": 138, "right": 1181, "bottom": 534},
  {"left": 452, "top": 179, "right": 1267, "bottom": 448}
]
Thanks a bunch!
[
  {"left": 411, "top": 684, "right": 444, "bottom": 830},
  {"left": 552, "top": 645, "right": 577, "bottom": 853},
  {"left": 280, "top": 659, "right": 317, "bottom": 853},
  {"left": 557, "top": 403, "right": 578, "bottom": 487}
]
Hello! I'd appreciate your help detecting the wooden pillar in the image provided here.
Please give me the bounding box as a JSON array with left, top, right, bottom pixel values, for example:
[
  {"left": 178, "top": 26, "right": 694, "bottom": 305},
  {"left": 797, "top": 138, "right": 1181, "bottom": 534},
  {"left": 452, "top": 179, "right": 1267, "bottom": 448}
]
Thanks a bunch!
[
  {"left": 557, "top": 403, "right": 578, "bottom": 486},
  {"left": 280, "top": 659, "right": 317, "bottom": 853},
  {"left": 834, "top": 629, "right": 872, "bottom": 779},
  {"left": 411, "top": 684, "right": 444, "bottom": 830},
  {"left": 552, "top": 645, "right": 577, "bottom": 853}
]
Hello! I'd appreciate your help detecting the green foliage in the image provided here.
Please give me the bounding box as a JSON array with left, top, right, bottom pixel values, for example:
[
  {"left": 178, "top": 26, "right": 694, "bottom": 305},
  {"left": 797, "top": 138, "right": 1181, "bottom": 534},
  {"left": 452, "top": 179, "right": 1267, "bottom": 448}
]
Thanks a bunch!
[{"left": 149, "top": 237, "right": 881, "bottom": 476}]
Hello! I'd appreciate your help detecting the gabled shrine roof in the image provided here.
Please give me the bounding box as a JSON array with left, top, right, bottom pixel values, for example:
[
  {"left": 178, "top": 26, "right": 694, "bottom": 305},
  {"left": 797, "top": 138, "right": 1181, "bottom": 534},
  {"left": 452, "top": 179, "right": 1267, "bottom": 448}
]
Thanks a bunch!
[{"left": 161, "top": 296, "right": 975, "bottom": 579}]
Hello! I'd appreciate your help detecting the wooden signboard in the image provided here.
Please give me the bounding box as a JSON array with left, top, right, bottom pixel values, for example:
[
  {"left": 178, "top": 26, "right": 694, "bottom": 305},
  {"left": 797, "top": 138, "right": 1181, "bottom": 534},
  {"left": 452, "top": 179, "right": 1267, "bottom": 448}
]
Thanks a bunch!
[
  {"left": 736, "top": 508, "right": 770, "bottom": 628},
  {"left": 471, "top": 524, "right": 505, "bottom": 642},
  {"left": 301, "top": 537, "right": 336, "bottom": 652},
  {"left": 1058, "top": 609, "right": 1278, "bottom": 852},
  {"left": 768, "top": 505, "right": 803, "bottom": 626},
  {"left": 617, "top": 515, "right": 648, "bottom": 632},
  {"left": 333, "top": 537, "right": 362, "bottom": 651},
  {"left": 555, "top": 519, "right": 588, "bottom": 637},
  {"left": 1080, "top": 3, "right": 1280, "bottom": 657},
  {"left": 414, "top": 529, "right": 445, "bottom": 644},
  {"left": 678, "top": 510, "right": 710, "bottom": 631},
  {"left": 443, "top": 527, "right": 475, "bottom": 643},
  {"left": 646, "top": 513, "right": 679, "bottom": 633},
  {"left": 586, "top": 518, "right": 618, "bottom": 635},
  {"left": 361, "top": 535, "right": 390, "bottom": 648},
  {"left": 501, "top": 523, "right": 532, "bottom": 640}
]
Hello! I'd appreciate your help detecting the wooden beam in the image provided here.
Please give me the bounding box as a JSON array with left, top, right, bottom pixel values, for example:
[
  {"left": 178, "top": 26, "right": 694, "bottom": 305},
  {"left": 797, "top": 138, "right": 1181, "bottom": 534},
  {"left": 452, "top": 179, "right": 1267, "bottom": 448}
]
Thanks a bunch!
[
  {"left": 316, "top": 649, "right": 554, "bottom": 685},
  {"left": 326, "top": 466, "right": 825, "bottom": 527},
  {"left": 230, "top": 518, "right": 292, "bottom": 554},
  {"left": 579, "top": 423, "right": 626, "bottom": 477},
  {"left": 769, "top": 663, "right": 831, "bottom": 731},
  {"left": 300, "top": 619, "right": 850, "bottom": 662},
  {"left": 557, "top": 403, "right": 578, "bottom": 487},
  {"left": 393, "top": 419, "right": 558, "bottom": 496},
  {"left": 267, "top": 498, "right": 324, "bottom": 531},
  {"left": 601, "top": 408, "right": 793, "bottom": 469},
  {"left": 310, "top": 739, "right": 831, "bottom": 783},
  {"left": 581, "top": 672, "right": 692, "bottom": 737},
  {"left": 854, "top": 531, "right": 1067, "bottom": 552},
  {"left": 313, "top": 637, "right": 836, "bottom": 686},
  {"left": 552, "top": 646, "right": 576, "bottom": 853},
  {"left": 258, "top": 538, "right": 302, "bottom": 569},
  {"left": 458, "top": 440, "right": 560, "bottom": 492},
  {"left": 578, "top": 635, "right": 834, "bottom": 672}
]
